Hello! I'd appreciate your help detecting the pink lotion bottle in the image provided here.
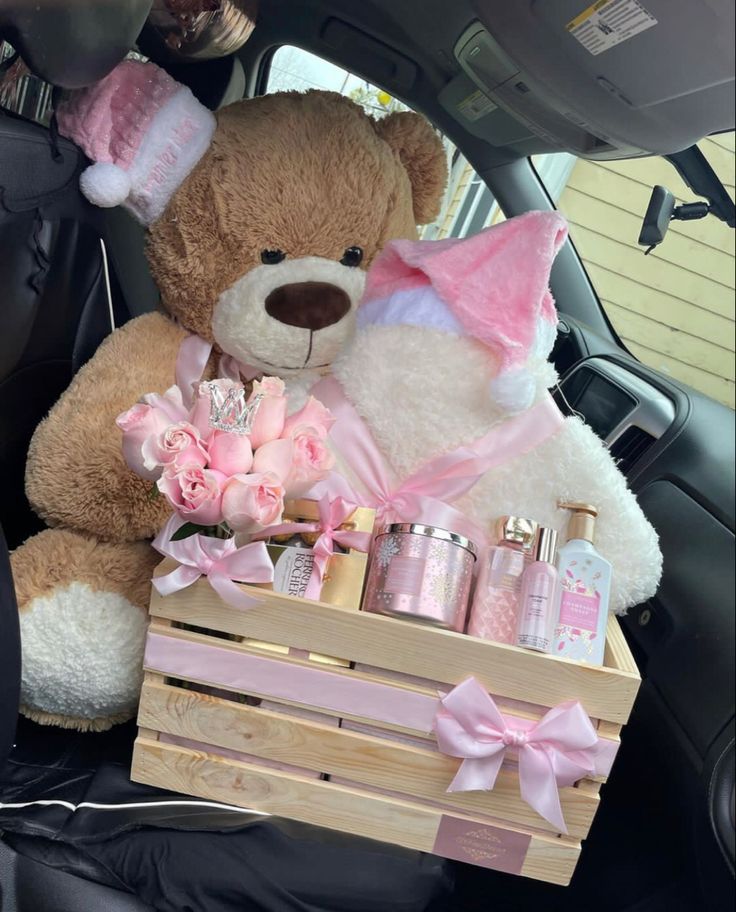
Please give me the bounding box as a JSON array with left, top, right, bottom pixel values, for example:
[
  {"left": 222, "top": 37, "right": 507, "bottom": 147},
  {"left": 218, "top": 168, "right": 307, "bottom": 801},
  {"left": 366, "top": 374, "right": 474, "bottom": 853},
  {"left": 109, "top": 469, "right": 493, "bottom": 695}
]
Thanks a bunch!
[
  {"left": 466, "top": 516, "right": 537, "bottom": 643},
  {"left": 515, "top": 527, "right": 559, "bottom": 653}
]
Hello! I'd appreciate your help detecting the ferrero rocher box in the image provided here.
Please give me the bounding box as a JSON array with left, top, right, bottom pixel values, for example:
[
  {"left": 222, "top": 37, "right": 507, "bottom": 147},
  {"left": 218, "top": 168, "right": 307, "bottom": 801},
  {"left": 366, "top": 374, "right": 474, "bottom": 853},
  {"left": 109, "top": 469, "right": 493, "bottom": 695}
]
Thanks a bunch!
[{"left": 245, "top": 499, "right": 375, "bottom": 667}]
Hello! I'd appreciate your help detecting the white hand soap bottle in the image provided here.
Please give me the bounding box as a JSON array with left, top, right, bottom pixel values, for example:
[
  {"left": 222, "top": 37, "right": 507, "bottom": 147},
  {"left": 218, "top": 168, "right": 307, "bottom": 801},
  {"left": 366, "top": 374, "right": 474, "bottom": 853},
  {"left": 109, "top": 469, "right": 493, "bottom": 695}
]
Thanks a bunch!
[{"left": 553, "top": 502, "right": 611, "bottom": 665}]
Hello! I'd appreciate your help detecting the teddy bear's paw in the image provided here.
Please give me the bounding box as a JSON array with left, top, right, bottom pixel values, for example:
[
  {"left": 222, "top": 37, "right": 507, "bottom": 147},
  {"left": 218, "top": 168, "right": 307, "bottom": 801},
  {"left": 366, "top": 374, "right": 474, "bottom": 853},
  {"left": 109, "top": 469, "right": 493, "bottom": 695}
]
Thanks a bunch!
[
  {"left": 11, "top": 528, "right": 159, "bottom": 731},
  {"left": 19, "top": 580, "right": 148, "bottom": 730}
]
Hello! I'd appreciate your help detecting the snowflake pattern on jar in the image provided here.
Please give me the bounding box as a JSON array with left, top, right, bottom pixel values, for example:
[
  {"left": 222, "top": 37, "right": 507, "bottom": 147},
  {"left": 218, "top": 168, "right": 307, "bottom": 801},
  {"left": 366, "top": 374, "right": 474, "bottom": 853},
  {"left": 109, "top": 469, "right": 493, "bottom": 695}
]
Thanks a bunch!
[{"left": 362, "top": 527, "right": 476, "bottom": 632}]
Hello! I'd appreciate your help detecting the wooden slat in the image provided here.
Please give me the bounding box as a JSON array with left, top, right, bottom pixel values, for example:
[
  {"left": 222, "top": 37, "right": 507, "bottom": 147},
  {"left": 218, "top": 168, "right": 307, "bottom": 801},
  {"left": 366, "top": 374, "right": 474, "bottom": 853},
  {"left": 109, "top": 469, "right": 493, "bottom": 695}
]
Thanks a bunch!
[
  {"left": 599, "top": 147, "right": 735, "bottom": 196},
  {"left": 623, "top": 339, "right": 735, "bottom": 408},
  {"left": 566, "top": 163, "right": 736, "bottom": 254},
  {"left": 568, "top": 224, "right": 734, "bottom": 318},
  {"left": 603, "top": 616, "right": 639, "bottom": 676},
  {"left": 145, "top": 624, "right": 624, "bottom": 754},
  {"left": 148, "top": 572, "right": 640, "bottom": 724},
  {"left": 132, "top": 737, "right": 581, "bottom": 885},
  {"left": 562, "top": 187, "right": 735, "bottom": 287},
  {"left": 603, "top": 302, "right": 734, "bottom": 380},
  {"left": 584, "top": 263, "right": 735, "bottom": 351},
  {"left": 138, "top": 680, "right": 600, "bottom": 839}
]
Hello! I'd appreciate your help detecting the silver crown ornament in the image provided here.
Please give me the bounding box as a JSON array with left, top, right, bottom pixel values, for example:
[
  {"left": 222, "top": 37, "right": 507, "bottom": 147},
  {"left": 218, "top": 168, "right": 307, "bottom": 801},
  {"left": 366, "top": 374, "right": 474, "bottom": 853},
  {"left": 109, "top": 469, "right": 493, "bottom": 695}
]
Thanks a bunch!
[{"left": 205, "top": 382, "right": 263, "bottom": 435}]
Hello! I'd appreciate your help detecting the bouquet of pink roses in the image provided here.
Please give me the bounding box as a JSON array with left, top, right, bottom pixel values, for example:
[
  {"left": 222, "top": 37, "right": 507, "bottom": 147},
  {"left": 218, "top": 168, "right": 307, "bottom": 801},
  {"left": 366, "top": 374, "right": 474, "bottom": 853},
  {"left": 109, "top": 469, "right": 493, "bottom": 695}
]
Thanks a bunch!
[{"left": 116, "top": 376, "right": 335, "bottom": 540}]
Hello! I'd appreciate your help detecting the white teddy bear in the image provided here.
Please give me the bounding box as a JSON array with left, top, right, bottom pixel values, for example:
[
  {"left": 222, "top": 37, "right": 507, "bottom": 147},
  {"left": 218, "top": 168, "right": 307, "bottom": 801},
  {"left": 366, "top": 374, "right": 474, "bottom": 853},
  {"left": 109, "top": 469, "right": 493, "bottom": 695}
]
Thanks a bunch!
[{"left": 311, "top": 211, "right": 662, "bottom": 614}]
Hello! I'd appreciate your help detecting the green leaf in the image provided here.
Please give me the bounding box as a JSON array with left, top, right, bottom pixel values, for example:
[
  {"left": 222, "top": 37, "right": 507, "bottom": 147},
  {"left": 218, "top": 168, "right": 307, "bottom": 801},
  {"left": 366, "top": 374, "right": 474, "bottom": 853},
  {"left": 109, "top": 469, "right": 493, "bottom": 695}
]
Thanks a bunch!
[
  {"left": 170, "top": 522, "right": 208, "bottom": 541},
  {"left": 148, "top": 483, "right": 160, "bottom": 501}
]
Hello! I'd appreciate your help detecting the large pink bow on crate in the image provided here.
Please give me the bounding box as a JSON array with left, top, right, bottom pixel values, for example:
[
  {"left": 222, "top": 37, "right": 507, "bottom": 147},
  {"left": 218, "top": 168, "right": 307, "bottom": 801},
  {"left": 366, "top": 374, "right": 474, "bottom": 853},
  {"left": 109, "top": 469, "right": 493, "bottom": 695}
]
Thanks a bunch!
[
  {"left": 309, "top": 376, "right": 564, "bottom": 546},
  {"left": 152, "top": 517, "right": 274, "bottom": 610},
  {"left": 260, "top": 495, "right": 372, "bottom": 599},
  {"left": 434, "top": 677, "right": 609, "bottom": 833}
]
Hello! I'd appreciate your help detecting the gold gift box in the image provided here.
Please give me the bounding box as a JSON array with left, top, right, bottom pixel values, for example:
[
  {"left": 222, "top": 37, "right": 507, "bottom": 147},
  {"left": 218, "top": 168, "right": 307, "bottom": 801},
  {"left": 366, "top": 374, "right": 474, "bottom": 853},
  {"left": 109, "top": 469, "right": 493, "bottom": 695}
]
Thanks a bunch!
[{"left": 246, "top": 499, "right": 375, "bottom": 667}]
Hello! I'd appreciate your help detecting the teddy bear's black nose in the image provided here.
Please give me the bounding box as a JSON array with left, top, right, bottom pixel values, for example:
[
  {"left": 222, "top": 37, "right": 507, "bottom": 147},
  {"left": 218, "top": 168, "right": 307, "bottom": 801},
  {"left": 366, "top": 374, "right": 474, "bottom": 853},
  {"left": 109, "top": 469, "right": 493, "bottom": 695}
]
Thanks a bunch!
[{"left": 265, "top": 282, "right": 351, "bottom": 331}]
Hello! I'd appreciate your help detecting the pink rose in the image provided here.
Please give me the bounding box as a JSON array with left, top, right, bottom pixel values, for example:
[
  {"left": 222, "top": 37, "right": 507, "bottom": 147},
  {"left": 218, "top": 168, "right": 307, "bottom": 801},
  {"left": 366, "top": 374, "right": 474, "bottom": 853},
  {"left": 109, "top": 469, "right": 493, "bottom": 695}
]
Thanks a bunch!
[
  {"left": 283, "top": 430, "right": 335, "bottom": 496},
  {"left": 116, "top": 403, "right": 171, "bottom": 481},
  {"left": 142, "top": 421, "right": 209, "bottom": 473},
  {"left": 248, "top": 376, "right": 287, "bottom": 448},
  {"left": 208, "top": 430, "right": 253, "bottom": 476},
  {"left": 251, "top": 437, "right": 294, "bottom": 482},
  {"left": 281, "top": 396, "right": 334, "bottom": 439},
  {"left": 189, "top": 378, "right": 243, "bottom": 438},
  {"left": 222, "top": 472, "right": 285, "bottom": 533},
  {"left": 142, "top": 385, "right": 189, "bottom": 424},
  {"left": 158, "top": 465, "right": 226, "bottom": 526}
]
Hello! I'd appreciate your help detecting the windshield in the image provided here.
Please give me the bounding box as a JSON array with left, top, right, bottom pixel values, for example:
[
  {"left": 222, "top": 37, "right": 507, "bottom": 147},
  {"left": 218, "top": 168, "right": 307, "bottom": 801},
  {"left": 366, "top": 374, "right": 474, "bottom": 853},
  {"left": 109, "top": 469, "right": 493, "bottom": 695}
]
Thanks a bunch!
[{"left": 535, "top": 136, "right": 735, "bottom": 408}]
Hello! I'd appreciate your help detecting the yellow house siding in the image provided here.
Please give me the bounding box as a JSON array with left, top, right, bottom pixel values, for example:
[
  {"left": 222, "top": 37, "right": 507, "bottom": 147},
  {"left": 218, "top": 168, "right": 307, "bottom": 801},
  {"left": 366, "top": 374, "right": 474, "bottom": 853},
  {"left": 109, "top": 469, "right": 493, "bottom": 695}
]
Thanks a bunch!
[{"left": 558, "top": 137, "right": 735, "bottom": 409}]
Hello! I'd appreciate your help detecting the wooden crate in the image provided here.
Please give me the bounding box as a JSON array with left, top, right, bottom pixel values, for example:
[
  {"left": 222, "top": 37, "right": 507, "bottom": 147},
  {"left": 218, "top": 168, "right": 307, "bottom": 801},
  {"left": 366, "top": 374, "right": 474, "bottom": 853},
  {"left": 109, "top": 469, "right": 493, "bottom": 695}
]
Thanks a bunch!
[{"left": 132, "top": 560, "right": 640, "bottom": 886}]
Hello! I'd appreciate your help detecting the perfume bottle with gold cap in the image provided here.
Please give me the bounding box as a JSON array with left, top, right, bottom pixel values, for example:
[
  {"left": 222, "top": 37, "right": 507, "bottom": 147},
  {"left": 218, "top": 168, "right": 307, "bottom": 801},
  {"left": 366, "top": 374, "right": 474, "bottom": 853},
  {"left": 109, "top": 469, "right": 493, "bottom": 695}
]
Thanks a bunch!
[
  {"left": 466, "top": 516, "right": 538, "bottom": 643},
  {"left": 553, "top": 502, "right": 612, "bottom": 665}
]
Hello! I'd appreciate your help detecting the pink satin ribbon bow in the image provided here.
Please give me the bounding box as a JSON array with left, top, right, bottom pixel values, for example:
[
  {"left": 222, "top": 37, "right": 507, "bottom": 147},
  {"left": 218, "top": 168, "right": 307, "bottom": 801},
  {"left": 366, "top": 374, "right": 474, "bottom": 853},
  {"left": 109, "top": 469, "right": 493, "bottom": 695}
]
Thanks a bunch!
[
  {"left": 261, "top": 495, "right": 372, "bottom": 599},
  {"left": 309, "top": 376, "right": 564, "bottom": 547},
  {"left": 434, "top": 677, "right": 602, "bottom": 833},
  {"left": 152, "top": 517, "right": 273, "bottom": 611},
  {"left": 175, "top": 334, "right": 261, "bottom": 408}
]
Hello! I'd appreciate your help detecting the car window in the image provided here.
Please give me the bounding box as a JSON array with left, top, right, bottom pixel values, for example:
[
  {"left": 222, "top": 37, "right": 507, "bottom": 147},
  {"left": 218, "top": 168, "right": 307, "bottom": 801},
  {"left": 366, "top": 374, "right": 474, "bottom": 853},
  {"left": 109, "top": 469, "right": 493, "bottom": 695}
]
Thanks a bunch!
[
  {"left": 266, "top": 46, "right": 467, "bottom": 239},
  {"left": 536, "top": 137, "right": 736, "bottom": 409}
]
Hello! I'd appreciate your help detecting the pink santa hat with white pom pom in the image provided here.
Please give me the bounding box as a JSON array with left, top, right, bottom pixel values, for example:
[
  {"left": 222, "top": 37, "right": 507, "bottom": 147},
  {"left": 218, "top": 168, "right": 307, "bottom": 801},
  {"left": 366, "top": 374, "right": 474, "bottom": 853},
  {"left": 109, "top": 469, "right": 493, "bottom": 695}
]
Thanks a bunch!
[
  {"left": 56, "top": 58, "right": 216, "bottom": 226},
  {"left": 357, "top": 210, "right": 568, "bottom": 413}
]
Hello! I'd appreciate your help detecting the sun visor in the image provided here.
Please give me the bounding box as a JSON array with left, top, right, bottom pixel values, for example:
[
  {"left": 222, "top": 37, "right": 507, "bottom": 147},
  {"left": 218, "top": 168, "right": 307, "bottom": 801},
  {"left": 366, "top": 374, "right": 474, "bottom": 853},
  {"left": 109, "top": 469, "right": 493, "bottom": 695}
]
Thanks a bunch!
[{"left": 442, "top": 0, "right": 734, "bottom": 158}]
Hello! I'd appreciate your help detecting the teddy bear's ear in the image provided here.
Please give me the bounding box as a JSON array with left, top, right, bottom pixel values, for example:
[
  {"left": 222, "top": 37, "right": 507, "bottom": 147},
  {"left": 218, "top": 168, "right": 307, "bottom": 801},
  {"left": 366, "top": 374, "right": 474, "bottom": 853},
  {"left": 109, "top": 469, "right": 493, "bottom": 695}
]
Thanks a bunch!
[{"left": 374, "top": 111, "right": 448, "bottom": 225}]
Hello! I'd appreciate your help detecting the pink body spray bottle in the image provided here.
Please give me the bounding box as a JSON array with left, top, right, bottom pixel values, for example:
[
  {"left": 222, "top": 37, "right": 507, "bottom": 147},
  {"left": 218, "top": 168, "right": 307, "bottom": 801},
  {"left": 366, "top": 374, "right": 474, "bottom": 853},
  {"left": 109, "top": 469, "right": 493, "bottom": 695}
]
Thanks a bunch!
[{"left": 515, "top": 527, "right": 559, "bottom": 653}]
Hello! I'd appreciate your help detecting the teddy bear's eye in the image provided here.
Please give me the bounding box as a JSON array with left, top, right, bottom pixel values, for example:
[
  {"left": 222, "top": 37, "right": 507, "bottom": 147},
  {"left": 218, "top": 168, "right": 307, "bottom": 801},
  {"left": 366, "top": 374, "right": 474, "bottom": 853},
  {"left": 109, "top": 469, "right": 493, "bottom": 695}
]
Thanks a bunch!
[
  {"left": 340, "top": 246, "right": 364, "bottom": 268},
  {"left": 261, "top": 249, "right": 286, "bottom": 265}
]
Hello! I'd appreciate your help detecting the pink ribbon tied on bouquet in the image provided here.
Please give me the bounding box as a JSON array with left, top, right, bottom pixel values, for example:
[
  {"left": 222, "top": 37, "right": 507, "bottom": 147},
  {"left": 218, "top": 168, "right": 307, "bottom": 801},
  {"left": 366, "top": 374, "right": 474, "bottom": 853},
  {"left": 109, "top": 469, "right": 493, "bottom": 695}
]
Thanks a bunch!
[
  {"left": 152, "top": 517, "right": 273, "bottom": 611},
  {"left": 261, "top": 495, "right": 372, "bottom": 600},
  {"left": 434, "top": 677, "right": 602, "bottom": 833}
]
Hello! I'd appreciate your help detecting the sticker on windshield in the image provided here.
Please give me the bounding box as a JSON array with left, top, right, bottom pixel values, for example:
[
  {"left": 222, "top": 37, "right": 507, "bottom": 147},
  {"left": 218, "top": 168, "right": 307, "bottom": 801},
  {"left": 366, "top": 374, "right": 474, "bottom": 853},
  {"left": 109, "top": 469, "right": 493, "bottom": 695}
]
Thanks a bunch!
[{"left": 567, "top": 0, "right": 657, "bottom": 56}]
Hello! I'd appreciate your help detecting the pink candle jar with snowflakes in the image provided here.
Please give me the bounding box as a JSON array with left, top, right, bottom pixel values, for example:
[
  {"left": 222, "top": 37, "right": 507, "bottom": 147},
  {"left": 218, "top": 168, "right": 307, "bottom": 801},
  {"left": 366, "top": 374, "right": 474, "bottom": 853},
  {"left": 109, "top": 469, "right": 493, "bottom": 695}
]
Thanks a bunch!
[{"left": 361, "top": 524, "right": 477, "bottom": 631}]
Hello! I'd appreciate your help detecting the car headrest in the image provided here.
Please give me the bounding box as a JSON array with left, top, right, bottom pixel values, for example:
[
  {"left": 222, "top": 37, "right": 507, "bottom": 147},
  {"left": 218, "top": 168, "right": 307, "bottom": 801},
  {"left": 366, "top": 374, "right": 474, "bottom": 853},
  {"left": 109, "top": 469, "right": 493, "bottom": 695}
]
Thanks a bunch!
[{"left": 0, "top": 1, "right": 152, "bottom": 88}]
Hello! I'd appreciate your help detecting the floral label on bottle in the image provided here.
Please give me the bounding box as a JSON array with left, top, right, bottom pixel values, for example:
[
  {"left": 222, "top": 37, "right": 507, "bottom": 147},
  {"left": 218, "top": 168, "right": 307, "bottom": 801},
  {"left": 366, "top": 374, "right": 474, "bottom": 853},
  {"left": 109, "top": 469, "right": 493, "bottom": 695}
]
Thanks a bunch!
[{"left": 558, "top": 591, "right": 599, "bottom": 632}]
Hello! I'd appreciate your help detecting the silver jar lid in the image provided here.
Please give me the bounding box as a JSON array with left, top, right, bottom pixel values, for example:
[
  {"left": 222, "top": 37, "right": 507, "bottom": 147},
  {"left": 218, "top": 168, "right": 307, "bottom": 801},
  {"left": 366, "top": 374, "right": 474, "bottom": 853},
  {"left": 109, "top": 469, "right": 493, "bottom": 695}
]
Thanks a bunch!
[{"left": 380, "top": 523, "right": 477, "bottom": 558}]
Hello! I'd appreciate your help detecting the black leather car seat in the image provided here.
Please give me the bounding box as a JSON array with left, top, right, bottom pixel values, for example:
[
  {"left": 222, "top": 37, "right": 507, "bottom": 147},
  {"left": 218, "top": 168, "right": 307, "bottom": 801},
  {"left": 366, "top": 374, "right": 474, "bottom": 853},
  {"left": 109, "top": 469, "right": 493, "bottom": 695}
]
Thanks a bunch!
[{"left": 0, "top": 108, "right": 159, "bottom": 549}]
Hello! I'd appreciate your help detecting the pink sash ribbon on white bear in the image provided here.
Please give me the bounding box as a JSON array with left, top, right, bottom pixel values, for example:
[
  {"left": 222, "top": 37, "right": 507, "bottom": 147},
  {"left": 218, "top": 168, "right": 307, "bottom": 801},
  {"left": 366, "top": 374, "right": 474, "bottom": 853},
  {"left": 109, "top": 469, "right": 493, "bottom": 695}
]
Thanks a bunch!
[
  {"left": 434, "top": 677, "right": 610, "bottom": 833},
  {"left": 308, "top": 375, "right": 564, "bottom": 545},
  {"left": 172, "top": 335, "right": 565, "bottom": 545}
]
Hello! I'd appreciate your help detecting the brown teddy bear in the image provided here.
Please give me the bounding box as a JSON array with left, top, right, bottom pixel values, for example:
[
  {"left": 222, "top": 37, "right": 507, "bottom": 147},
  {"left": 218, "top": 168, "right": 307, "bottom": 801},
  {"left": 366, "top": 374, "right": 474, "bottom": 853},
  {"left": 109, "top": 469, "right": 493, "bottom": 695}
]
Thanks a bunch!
[{"left": 10, "top": 59, "right": 446, "bottom": 731}]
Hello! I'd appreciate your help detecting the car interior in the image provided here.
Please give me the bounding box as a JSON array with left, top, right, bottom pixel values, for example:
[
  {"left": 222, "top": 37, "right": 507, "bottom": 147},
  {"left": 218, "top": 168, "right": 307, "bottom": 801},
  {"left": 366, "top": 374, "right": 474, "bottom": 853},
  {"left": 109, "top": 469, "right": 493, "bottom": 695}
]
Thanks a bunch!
[{"left": 0, "top": 1, "right": 734, "bottom": 910}]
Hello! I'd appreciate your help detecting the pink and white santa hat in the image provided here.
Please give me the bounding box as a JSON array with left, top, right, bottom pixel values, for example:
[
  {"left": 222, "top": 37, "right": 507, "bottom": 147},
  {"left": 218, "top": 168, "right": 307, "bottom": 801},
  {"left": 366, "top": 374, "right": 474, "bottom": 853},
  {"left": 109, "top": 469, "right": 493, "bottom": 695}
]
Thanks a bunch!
[
  {"left": 56, "top": 59, "right": 216, "bottom": 226},
  {"left": 357, "top": 210, "right": 568, "bottom": 412}
]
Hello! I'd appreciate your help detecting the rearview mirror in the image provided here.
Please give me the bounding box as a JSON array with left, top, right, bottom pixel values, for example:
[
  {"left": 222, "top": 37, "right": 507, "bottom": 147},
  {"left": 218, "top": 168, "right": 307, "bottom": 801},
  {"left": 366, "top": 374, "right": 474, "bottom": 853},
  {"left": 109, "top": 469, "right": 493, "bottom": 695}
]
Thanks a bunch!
[{"left": 638, "top": 185, "right": 676, "bottom": 252}]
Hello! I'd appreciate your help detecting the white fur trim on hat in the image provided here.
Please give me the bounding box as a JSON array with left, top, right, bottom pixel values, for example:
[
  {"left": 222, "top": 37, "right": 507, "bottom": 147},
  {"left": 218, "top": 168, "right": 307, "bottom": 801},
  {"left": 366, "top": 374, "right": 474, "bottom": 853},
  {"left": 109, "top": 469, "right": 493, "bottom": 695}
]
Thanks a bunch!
[
  {"left": 125, "top": 87, "right": 216, "bottom": 225},
  {"left": 357, "top": 286, "right": 465, "bottom": 336},
  {"left": 79, "top": 162, "right": 132, "bottom": 208}
]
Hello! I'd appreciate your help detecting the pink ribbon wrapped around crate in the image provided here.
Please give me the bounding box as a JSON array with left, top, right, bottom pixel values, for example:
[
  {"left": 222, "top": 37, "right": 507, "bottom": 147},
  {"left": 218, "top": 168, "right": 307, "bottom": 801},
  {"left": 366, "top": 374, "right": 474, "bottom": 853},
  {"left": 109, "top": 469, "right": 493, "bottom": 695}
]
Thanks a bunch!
[
  {"left": 259, "top": 494, "right": 372, "bottom": 600},
  {"left": 434, "top": 676, "right": 605, "bottom": 833},
  {"left": 152, "top": 516, "right": 273, "bottom": 610}
]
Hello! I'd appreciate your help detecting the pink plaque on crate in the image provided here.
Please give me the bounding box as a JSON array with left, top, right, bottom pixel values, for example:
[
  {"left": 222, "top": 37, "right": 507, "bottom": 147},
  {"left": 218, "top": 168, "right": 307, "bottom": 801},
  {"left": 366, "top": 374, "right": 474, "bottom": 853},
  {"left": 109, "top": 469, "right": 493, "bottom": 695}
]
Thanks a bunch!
[{"left": 432, "top": 816, "right": 530, "bottom": 874}]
